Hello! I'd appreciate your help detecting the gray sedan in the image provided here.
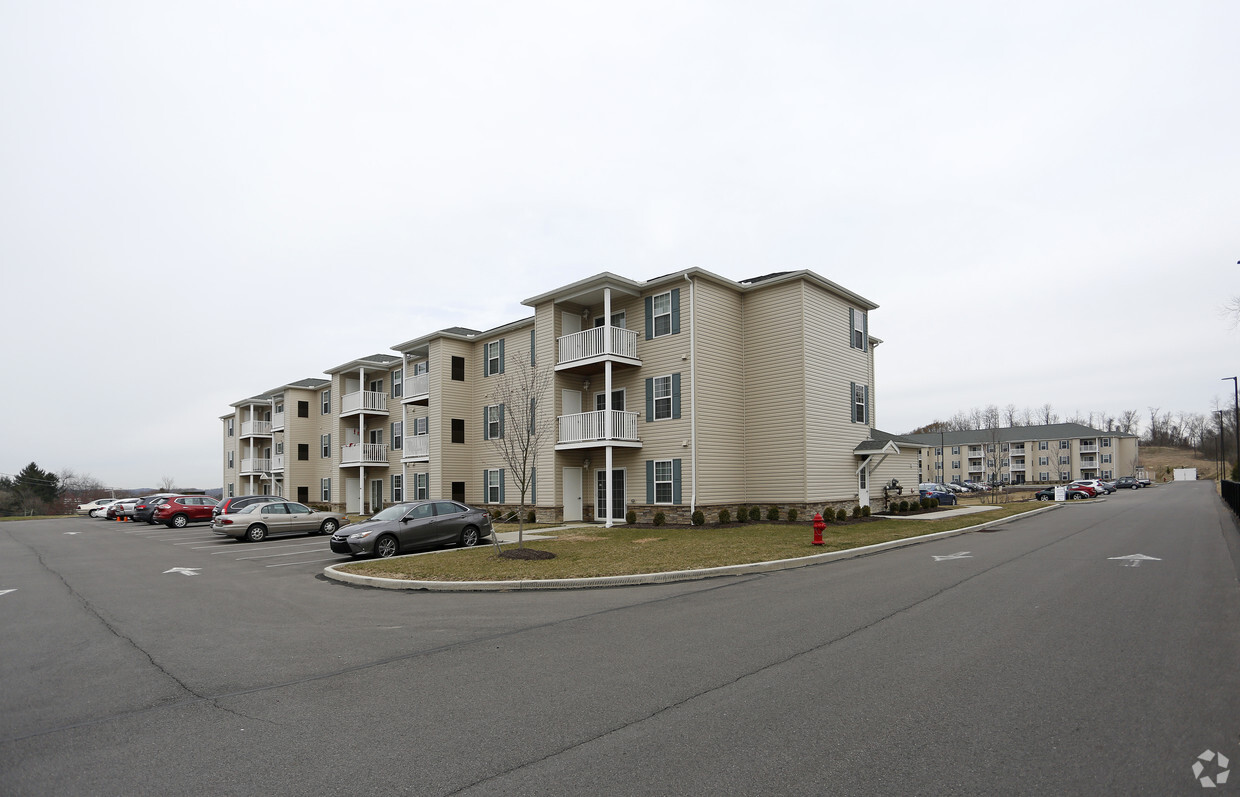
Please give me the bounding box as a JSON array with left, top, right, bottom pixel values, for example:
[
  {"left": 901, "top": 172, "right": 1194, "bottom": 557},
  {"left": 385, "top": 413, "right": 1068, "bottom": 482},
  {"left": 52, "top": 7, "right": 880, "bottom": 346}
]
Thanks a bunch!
[
  {"left": 212, "top": 501, "right": 347, "bottom": 542},
  {"left": 330, "top": 500, "right": 493, "bottom": 557}
]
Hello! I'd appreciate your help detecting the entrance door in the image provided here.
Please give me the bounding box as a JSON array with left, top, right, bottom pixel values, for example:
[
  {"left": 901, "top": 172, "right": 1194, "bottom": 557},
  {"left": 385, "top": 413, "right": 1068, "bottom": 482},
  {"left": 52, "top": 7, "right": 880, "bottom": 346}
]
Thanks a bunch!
[
  {"left": 595, "top": 469, "right": 626, "bottom": 523},
  {"left": 562, "top": 467, "right": 582, "bottom": 522},
  {"left": 562, "top": 389, "right": 581, "bottom": 416},
  {"left": 562, "top": 311, "right": 581, "bottom": 336},
  {"left": 858, "top": 467, "right": 870, "bottom": 509},
  {"left": 345, "top": 478, "right": 360, "bottom": 513}
]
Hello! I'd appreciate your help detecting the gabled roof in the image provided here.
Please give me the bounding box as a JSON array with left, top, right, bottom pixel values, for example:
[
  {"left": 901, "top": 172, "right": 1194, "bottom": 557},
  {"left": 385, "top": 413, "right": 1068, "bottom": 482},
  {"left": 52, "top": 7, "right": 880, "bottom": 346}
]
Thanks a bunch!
[
  {"left": 854, "top": 428, "right": 923, "bottom": 453},
  {"left": 324, "top": 353, "right": 401, "bottom": 375},
  {"left": 900, "top": 423, "right": 1138, "bottom": 447}
]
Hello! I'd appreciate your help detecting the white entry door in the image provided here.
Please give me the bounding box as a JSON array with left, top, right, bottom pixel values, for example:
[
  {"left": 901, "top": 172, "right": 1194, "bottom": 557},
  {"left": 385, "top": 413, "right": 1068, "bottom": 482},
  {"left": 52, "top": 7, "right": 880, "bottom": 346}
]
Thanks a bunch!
[
  {"left": 562, "top": 389, "right": 582, "bottom": 416},
  {"left": 562, "top": 467, "right": 582, "bottom": 522},
  {"left": 345, "top": 478, "right": 361, "bottom": 513},
  {"left": 858, "top": 467, "right": 870, "bottom": 509},
  {"left": 562, "top": 310, "right": 581, "bottom": 336}
]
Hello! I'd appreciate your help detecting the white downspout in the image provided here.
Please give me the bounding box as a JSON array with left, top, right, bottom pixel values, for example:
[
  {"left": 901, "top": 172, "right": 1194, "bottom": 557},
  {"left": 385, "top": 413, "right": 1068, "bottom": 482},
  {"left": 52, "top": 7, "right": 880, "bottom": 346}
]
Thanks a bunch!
[
  {"left": 604, "top": 287, "right": 613, "bottom": 528},
  {"left": 685, "top": 274, "right": 696, "bottom": 514}
]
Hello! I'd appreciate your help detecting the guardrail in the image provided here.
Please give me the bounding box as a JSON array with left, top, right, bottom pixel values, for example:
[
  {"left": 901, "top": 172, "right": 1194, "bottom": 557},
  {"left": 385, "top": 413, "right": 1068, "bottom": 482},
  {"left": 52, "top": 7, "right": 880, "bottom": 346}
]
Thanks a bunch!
[{"left": 1223, "top": 480, "right": 1239, "bottom": 518}]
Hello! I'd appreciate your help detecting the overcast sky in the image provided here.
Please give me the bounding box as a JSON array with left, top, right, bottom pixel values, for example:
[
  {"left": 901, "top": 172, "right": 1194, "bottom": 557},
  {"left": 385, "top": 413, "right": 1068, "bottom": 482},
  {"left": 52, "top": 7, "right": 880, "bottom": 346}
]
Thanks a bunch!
[{"left": 2, "top": 1, "right": 1237, "bottom": 491}]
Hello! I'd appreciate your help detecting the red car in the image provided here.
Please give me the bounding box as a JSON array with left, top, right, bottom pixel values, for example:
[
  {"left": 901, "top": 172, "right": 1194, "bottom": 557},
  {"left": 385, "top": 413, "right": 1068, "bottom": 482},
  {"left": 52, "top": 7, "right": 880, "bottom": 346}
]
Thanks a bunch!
[{"left": 153, "top": 495, "right": 220, "bottom": 528}]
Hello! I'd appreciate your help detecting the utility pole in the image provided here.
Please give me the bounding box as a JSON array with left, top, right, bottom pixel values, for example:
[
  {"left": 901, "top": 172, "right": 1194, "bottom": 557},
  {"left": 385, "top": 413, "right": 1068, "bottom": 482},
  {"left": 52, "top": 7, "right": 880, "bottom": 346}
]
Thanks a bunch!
[{"left": 1224, "top": 376, "right": 1239, "bottom": 480}]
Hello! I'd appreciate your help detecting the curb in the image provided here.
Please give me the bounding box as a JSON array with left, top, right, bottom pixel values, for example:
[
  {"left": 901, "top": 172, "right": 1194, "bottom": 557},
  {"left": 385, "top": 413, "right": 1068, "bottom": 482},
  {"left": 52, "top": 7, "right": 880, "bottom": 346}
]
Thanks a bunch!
[{"left": 322, "top": 504, "right": 1062, "bottom": 592}]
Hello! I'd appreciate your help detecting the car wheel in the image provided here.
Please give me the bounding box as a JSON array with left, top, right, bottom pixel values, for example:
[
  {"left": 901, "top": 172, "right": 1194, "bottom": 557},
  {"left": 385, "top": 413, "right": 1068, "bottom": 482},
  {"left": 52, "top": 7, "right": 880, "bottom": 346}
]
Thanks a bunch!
[
  {"left": 319, "top": 519, "right": 338, "bottom": 535},
  {"left": 245, "top": 524, "right": 267, "bottom": 542},
  {"left": 459, "top": 526, "right": 480, "bottom": 547},
  {"left": 1037, "top": 494, "right": 1049, "bottom": 501},
  {"left": 171, "top": 514, "right": 189, "bottom": 529},
  {"left": 89, "top": 509, "right": 99, "bottom": 518},
  {"left": 1131, "top": 485, "right": 1139, "bottom": 490},
  {"left": 375, "top": 535, "right": 398, "bottom": 558}
]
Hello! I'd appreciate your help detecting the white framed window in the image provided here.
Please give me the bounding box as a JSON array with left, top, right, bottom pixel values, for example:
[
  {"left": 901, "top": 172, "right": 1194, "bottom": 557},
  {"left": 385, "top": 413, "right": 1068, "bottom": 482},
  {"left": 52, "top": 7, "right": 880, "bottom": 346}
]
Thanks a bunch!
[
  {"left": 411, "top": 360, "right": 428, "bottom": 375},
  {"left": 392, "top": 422, "right": 403, "bottom": 450},
  {"left": 1059, "top": 440, "right": 1069, "bottom": 449},
  {"left": 1059, "top": 456, "right": 1069, "bottom": 465},
  {"left": 275, "top": 441, "right": 283, "bottom": 455},
  {"left": 368, "top": 378, "right": 384, "bottom": 394},
  {"left": 1039, "top": 456, "right": 1049, "bottom": 466},
  {"left": 415, "top": 472, "right": 429, "bottom": 500},
  {"left": 1103, "top": 470, "right": 1113, "bottom": 479},
  {"left": 1001, "top": 443, "right": 1009, "bottom": 452},
  {"left": 485, "top": 340, "right": 504, "bottom": 376},
  {"left": 595, "top": 389, "right": 626, "bottom": 412},
  {"left": 274, "top": 401, "right": 283, "bottom": 414},
  {"left": 368, "top": 428, "right": 383, "bottom": 445},
  {"left": 321, "top": 478, "right": 331, "bottom": 502},
  {"left": 935, "top": 447, "right": 942, "bottom": 456},
  {"left": 653, "top": 460, "right": 673, "bottom": 504},
  {"left": 226, "top": 418, "right": 234, "bottom": 437},
  {"left": 392, "top": 474, "right": 403, "bottom": 502},
  {"left": 1101, "top": 454, "right": 1112, "bottom": 463},
  {"left": 227, "top": 452, "right": 234, "bottom": 468},
  {"left": 952, "top": 446, "right": 959, "bottom": 455},
  {"left": 392, "top": 369, "right": 403, "bottom": 398},
  {"left": 227, "top": 483, "right": 234, "bottom": 497},
  {"left": 653, "top": 376, "right": 672, "bottom": 420},
  {"left": 321, "top": 434, "right": 331, "bottom": 458},
  {"left": 412, "top": 416, "right": 428, "bottom": 435},
  {"left": 1038, "top": 472, "right": 1050, "bottom": 482},
  {"left": 952, "top": 460, "right": 960, "bottom": 469},
  {"left": 321, "top": 389, "right": 331, "bottom": 415},
  {"left": 594, "top": 310, "right": 627, "bottom": 329},
  {"left": 1039, "top": 440, "right": 1049, "bottom": 450},
  {"left": 852, "top": 310, "right": 866, "bottom": 349},
  {"left": 485, "top": 405, "right": 502, "bottom": 439},
  {"left": 1102, "top": 438, "right": 1111, "bottom": 447},
  {"left": 486, "top": 469, "right": 502, "bottom": 503},
  {"left": 853, "top": 384, "right": 866, "bottom": 423},
  {"left": 651, "top": 292, "right": 672, "bottom": 337}
]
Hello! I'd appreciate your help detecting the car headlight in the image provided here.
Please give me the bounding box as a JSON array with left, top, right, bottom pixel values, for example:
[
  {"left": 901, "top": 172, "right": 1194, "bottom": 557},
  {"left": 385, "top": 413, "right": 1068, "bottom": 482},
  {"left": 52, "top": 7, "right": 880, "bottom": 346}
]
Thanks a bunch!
[{"left": 348, "top": 530, "right": 374, "bottom": 540}]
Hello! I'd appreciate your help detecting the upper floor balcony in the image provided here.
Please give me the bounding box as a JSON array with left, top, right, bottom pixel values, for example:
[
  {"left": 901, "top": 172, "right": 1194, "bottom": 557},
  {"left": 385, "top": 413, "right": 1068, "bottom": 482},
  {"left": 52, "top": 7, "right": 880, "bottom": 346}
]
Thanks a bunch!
[
  {"left": 240, "top": 457, "right": 271, "bottom": 475},
  {"left": 1010, "top": 459, "right": 1026, "bottom": 471},
  {"left": 555, "top": 410, "right": 642, "bottom": 450},
  {"left": 342, "top": 390, "right": 388, "bottom": 417},
  {"left": 556, "top": 326, "right": 641, "bottom": 372},
  {"left": 402, "top": 372, "right": 429, "bottom": 405},
  {"left": 968, "top": 461, "right": 985, "bottom": 472},
  {"left": 1009, "top": 444, "right": 1025, "bottom": 454},
  {"left": 240, "top": 420, "right": 272, "bottom": 438},
  {"left": 401, "top": 435, "right": 429, "bottom": 462},
  {"left": 271, "top": 454, "right": 285, "bottom": 472},
  {"left": 341, "top": 443, "right": 389, "bottom": 466},
  {"left": 1079, "top": 457, "right": 1097, "bottom": 468},
  {"left": 1079, "top": 444, "right": 1099, "bottom": 454},
  {"left": 271, "top": 411, "right": 285, "bottom": 432}
]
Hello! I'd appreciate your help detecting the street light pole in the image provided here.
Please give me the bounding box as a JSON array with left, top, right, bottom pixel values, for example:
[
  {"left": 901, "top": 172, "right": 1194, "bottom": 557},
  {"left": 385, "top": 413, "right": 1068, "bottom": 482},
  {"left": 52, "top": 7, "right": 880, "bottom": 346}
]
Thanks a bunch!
[
  {"left": 1225, "top": 377, "right": 1239, "bottom": 480},
  {"left": 1219, "top": 410, "right": 1227, "bottom": 482}
]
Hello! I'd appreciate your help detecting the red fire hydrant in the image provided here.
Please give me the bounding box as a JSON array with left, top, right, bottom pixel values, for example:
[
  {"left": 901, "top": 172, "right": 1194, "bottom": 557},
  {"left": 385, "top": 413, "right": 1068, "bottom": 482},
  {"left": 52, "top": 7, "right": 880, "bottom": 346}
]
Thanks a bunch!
[{"left": 812, "top": 512, "right": 826, "bottom": 545}]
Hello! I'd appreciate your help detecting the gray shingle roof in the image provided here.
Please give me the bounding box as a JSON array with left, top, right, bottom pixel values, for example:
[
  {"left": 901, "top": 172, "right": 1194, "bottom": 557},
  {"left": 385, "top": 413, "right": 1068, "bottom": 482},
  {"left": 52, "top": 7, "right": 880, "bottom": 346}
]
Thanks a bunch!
[{"left": 900, "top": 423, "right": 1136, "bottom": 447}]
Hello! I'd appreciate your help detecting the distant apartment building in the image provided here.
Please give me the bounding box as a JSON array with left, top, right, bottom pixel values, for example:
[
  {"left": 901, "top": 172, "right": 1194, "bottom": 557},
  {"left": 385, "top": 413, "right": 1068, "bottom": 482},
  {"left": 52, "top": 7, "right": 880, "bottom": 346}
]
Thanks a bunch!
[
  {"left": 903, "top": 423, "right": 1140, "bottom": 485},
  {"left": 221, "top": 268, "right": 924, "bottom": 521}
]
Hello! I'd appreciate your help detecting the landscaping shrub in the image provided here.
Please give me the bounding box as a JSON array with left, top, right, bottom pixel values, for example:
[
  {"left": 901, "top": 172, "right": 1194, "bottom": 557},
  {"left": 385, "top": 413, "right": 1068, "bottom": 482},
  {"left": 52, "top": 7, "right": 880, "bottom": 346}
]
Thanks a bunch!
[
  {"left": 835, "top": 508, "right": 847, "bottom": 522},
  {"left": 930, "top": 497, "right": 939, "bottom": 508},
  {"left": 653, "top": 511, "right": 666, "bottom": 526},
  {"left": 766, "top": 506, "right": 780, "bottom": 521},
  {"left": 899, "top": 500, "right": 909, "bottom": 512},
  {"left": 718, "top": 508, "right": 732, "bottom": 524},
  {"left": 527, "top": 510, "right": 536, "bottom": 524},
  {"left": 748, "top": 506, "right": 762, "bottom": 522},
  {"left": 851, "top": 505, "right": 861, "bottom": 518},
  {"left": 736, "top": 506, "right": 748, "bottom": 523},
  {"left": 626, "top": 510, "right": 636, "bottom": 524},
  {"left": 787, "top": 508, "right": 799, "bottom": 522},
  {"left": 691, "top": 510, "right": 705, "bottom": 526},
  {"left": 920, "top": 498, "right": 930, "bottom": 510},
  {"left": 861, "top": 505, "right": 870, "bottom": 517}
]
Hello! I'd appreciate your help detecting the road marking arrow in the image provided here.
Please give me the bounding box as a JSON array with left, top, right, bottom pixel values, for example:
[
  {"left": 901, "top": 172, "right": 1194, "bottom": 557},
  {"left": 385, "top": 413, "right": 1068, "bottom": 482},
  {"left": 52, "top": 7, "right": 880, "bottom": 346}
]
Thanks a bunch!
[
  {"left": 163, "top": 567, "right": 202, "bottom": 576},
  {"left": 933, "top": 552, "right": 972, "bottom": 561},
  {"left": 0, "top": 589, "right": 16, "bottom": 597},
  {"left": 64, "top": 532, "right": 81, "bottom": 535},
  {"left": 1108, "top": 554, "right": 1162, "bottom": 568}
]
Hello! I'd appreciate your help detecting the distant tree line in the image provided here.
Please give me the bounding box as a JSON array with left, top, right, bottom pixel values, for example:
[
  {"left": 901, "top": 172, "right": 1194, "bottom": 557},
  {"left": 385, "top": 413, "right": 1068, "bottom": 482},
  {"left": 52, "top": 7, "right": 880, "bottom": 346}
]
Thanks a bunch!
[{"left": 0, "top": 463, "right": 108, "bottom": 516}]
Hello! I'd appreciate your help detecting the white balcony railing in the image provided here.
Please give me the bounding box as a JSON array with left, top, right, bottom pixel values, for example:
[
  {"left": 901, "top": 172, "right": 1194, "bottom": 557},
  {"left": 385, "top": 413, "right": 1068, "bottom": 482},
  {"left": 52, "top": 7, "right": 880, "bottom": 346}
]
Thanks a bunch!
[
  {"left": 401, "top": 435, "right": 429, "bottom": 460},
  {"left": 557, "top": 325, "right": 639, "bottom": 366},
  {"left": 240, "top": 457, "right": 271, "bottom": 474},
  {"left": 342, "top": 390, "right": 388, "bottom": 414},
  {"left": 271, "top": 454, "right": 285, "bottom": 471},
  {"left": 1009, "top": 445, "right": 1025, "bottom": 454},
  {"left": 1010, "top": 461, "right": 1026, "bottom": 471},
  {"left": 1079, "top": 444, "right": 1099, "bottom": 454},
  {"left": 341, "top": 443, "right": 388, "bottom": 465},
  {"left": 271, "top": 412, "right": 285, "bottom": 431},
  {"left": 558, "top": 410, "right": 639, "bottom": 445},
  {"left": 968, "top": 462, "right": 985, "bottom": 472},
  {"left": 240, "top": 420, "right": 272, "bottom": 437},
  {"left": 1079, "top": 457, "right": 1097, "bottom": 467},
  {"left": 402, "top": 372, "right": 429, "bottom": 401}
]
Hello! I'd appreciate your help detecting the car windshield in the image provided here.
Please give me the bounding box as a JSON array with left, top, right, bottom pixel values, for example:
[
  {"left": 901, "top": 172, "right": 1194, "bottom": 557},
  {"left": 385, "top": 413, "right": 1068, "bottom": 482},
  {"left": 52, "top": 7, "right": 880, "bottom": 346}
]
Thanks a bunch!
[{"left": 371, "top": 504, "right": 413, "bottom": 521}]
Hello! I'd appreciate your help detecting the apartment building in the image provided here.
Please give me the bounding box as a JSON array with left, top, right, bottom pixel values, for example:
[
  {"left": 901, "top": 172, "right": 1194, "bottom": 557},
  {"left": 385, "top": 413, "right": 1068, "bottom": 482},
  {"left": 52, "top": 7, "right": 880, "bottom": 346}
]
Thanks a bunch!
[
  {"left": 222, "top": 268, "right": 921, "bottom": 521},
  {"left": 903, "top": 423, "right": 1141, "bottom": 485},
  {"left": 220, "top": 378, "right": 330, "bottom": 503}
]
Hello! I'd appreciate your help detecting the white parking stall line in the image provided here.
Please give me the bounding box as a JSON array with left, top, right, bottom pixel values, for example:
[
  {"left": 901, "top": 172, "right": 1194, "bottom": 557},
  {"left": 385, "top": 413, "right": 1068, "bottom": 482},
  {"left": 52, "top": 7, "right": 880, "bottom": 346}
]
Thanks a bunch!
[
  {"left": 235, "top": 548, "right": 333, "bottom": 560},
  {"left": 265, "top": 557, "right": 351, "bottom": 568},
  {"left": 210, "top": 541, "right": 326, "bottom": 554},
  {"left": 175, "top": 539, "right": 230, "bottom": 546}
]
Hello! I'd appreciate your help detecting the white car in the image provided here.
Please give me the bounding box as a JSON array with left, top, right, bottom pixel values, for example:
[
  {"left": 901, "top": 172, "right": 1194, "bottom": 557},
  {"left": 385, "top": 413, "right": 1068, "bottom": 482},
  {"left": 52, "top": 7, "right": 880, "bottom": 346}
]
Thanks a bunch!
[
  {"left": 1071, "top": 479, "right": 1113, "bottom": 495},
  {"left": 91, "top": 498, "right": 127, "bottom": 518},
  {"left": 76, "top": 498, "right": 114, "bottom": 516},
  {"left": 945, "top": 483, "right": 969, "bottom": 493}
]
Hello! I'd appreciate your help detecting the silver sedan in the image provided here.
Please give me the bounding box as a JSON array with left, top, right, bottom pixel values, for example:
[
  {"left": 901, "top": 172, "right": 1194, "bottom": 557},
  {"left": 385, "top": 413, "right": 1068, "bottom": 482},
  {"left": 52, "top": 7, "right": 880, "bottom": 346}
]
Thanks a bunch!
[{"left": 212, "top": 501, "right": 347, "bottom": 542}]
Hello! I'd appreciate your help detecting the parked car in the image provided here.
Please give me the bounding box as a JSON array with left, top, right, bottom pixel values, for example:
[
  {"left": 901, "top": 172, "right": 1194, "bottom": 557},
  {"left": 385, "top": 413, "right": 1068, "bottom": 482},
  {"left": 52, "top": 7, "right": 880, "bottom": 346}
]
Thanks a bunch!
[
  {"left": 152, "top": 495, "right": 220, "bottom": 528},
  {"left": 213, "top": 494, "right": 282, "bottom": 518},
  {"left": 213, "top": 501, "right": 347, "bottom": 542},
  {"left": 133, "top": 494, "right": 178, "bottom": 524},
  {"left": 330, "top": 500, "right": 493, "bottom": 557},
  {"left": 91, "top": 498, "right": 125, "bottom": 519},
  {"left": 1114, "top": 476, "right": 1142, "bottom": 490},
  {"left": 1035, "top": 486, "right": 1091, "bottom": 501},
  {"left": 77, "top": 498, "right": 114, "bottom": 516},
  {"left": 107, "top": 498, "right": 141, "bottom": 520},
  {"left": 1137, "top": 475, "right": 1152, "bottom": 487},
  {"left": 962, "top": 481, "right": 990, "bottom": 492},
  {"left": 917, "top": 486, "right": 957, "bottom": 506},
  {"left": 1071, "top": 479, "right": 1111, "bottom": 495},
  {"left": 944, "top": 482, "right": 969, "bottom": 493}
]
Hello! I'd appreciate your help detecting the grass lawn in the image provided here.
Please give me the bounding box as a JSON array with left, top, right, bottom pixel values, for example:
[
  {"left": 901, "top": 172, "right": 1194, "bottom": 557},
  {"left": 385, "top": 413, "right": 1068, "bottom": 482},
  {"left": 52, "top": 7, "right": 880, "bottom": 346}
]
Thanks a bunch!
[{"left": 338, "top": 502, "right": 1046, "bottom": 582}]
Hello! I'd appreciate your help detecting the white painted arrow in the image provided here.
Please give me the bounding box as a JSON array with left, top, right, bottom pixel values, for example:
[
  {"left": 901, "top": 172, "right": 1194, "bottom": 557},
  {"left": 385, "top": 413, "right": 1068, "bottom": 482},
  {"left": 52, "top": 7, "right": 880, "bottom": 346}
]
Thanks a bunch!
[
  {"left": 1108, "top": 554, "right": 1162, "bottom": 568},
  {"left": 933, "top": 552, "right": 973, "bottom": 561},
  {"left": 64, "top": 532, "right": 81, "bottom": 535},
  {"left": 0, "top": 589, "right": 16, "bottom": 597},
  {"left": 163, "top": 567, "right": 202, "bottom": 576}
]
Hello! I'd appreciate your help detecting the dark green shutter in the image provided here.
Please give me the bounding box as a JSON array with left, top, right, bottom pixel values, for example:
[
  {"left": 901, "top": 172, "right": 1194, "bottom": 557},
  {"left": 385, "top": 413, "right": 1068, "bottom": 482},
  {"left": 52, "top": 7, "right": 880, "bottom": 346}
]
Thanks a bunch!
[
  {"left": 498, "top": 338, "right": 505, "bottom": 374},
  {"left": 672, "top": 459, "right": 682, "bottom": 504},
  {"left": 531, "top": 468, "right": 536, "bottom": 504},
  {"left": 862, "top": 311, "right": 868, "bottom": 352},
  {"left": 482, "top": 470, "right": 488, "bottom": 502},
  {"left": 848, "top": 308, "right": 856, "bottom": 349},
  {"left": 530, "top": 328, "right": 535, "bottom": 365},
  {"left": 529, "top": 397, "right": 536, "bottom": 435},
  {"left": 646, "top": 460, "right": 654, "bottom": 503},
  {"left": 482, "top": 407, "right": 489, "bottom": 439},
  {"left": 672, "top": 373, "right": 681, "bottom": 419},
  {"left": 645, "top": 378, "right": 654, "bottom": 422},
  {"left": 644, "top": 296, "right": 654, "bottom": 340},
  {"left": 850, "top": 382, "right": 857, "bottom": 423},
  {"left": 499, "top": 469, "right": 505, "bottom": 503},
  {"left": 670, "top": 288, "right": 680, "bottom": 334},
  {"left": 864, "top": 385, "right": 870, "bottom": 425},
  {"left": 498, "top": 402, "right": 505, "bottom": 438}
]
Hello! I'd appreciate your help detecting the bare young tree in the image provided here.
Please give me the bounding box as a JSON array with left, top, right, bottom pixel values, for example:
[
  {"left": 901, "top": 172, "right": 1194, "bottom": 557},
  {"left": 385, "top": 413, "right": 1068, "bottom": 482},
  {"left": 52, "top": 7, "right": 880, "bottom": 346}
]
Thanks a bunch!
[
  {"left": 1117, "top": 409, "right": 1141, "bottom": 435},
  {"left": 159, "top": 475, "right": 177, "bottom": 492},
  {"left": 484, "top": 355, "right": 556, "bottom": 550},
  {"left": 1039, "top": 403, "right": 1057, "bottom": 425},
  {"left": 1003, "top": 403, "right": 1018, "bottom": 427}
]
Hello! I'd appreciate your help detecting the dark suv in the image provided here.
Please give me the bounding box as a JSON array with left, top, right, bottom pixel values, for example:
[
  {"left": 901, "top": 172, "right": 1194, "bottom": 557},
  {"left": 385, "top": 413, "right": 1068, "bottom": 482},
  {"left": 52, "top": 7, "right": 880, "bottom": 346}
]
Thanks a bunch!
[
  {"left": 153, "top": 495, "right": 220, "bottom": 528},
  {"left": 133, "top": 494, "right": 178, "bottom": 524},
  {"left": 1114, "top": 476, "right": 1141, "bottom": 490}
]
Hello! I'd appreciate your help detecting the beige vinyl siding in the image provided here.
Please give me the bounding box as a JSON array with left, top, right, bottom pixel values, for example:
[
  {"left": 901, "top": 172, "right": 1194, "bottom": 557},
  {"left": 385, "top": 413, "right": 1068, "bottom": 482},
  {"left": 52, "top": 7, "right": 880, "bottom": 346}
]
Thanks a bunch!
[
  {"left": 221, "top": 414, "right": 237, "bottom": 496},
  {"left": 634, "top": 289, "right": 693, "bottom": 502},
  {"left": 432, "top": 338, "right": 473, "bottom": 501},
  {"left": 690, "top": 278, "right": 745, "bottom": 504},
  {"left": 742, "top": 281, "right": 808, "bottom": 502},
  {"left": 869, "top": 450, "right": 921, "bottom": 497},
  {"left": 532, "top": 302, "right": 556, "bottom": 508},
  {"left": 802, "top": 282, "right": 874, "bottom": 502}
]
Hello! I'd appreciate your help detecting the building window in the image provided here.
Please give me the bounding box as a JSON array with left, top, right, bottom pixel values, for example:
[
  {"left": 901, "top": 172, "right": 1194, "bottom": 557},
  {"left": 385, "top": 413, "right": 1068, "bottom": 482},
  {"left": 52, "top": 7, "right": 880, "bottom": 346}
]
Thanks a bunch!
[
  {"left": 1101, "top": 454, "right": 1112, "bottom": 463},
  {"left": 451, "top": 418, "right": 465, "bottom": 444},
  {"left": 1038, "top": 472, "right": 1049, "bottom": 482},
  {"left": 653, "top": 460, "right": 674, "bottom": 504},
  {"left": 1039, "top": 441, "right": 1049, "bottom": 450},
  {"left": 1102, "top": 438, "right": 1111, "bottom": 447},
  {"left": 851, "top": 382, "right": 869, "bottom": 424},
  {"left": 227, "top": 483, "right": 234, "bottom": 497},
  {"left": 415, "top": 473, "right": 429, "bottom": 500},
  {"left": 1103, "top": 470, "right": 1113, "bottom": 479},
  {"left": 1039, "top": 456, "right": 1049, "bottom": 466},
  {"left": 275, "top": 441, "right": 283, "bottom": 455},
  {"left": 935, "top": 447, "right": 942, "bottom": 456},
  {"left": 485, "top": 469, "right": 503, "bottom": 503},
  {"left": 227, "top": 452, "right": 234, "bottom": 468},
  {"left": 321, "top": 434, "right": 331, "bottom": 458},
  {"left": 653, "top": 376, "right": 672, "bottom": 420},
  {"left": 368, "top": 378, "right": 384, "bottom": 394},
  {"left": 849, "top": 307, "right": 868, "bottom": 350},
  {"left": 298, "top": 444, "right": 309, "bottom": 461},
  {"left": 451, "top": 356, "right": 465, "bottom": 381},
  {"left": 651, "top": 291, "right": 673, "bottom": 337},
  {"left": 952, "top": 460, "right": 960, "bottom": 469},
  {"left": 321, "top": 478, "right": 331, "bottom": 502},
  {"left": 1059, "top": 456, "right": 1069, "bottom": 465},
  {"left": 485, "top": 340, "right": 504, "bottom": 376},
  {"left": 484, "top": 405, "right": 503, "bottom": 439},
  {"left": 1059, "top": 440, "right": 1069, "bottom": 449},
  {"left": 392, "top": 422, "right": 402, "bottom": 450},
  {"left": 412, "top": 416, "right": 428, "bottom": 435},
  {"left": 226, "top": 418, "right": 234, "bottom": 437},
  {"left": 952, "top": 446, "right": 959, "bottom": 455},
  {"left": 392, "top": 369, "right": 403, "bottom": 398},
  {"left": 321, "top": 390, "right": 331, "bottom": 415},
  {"left": 392, "top": 474, "right": 403, "bottom": 503}
]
